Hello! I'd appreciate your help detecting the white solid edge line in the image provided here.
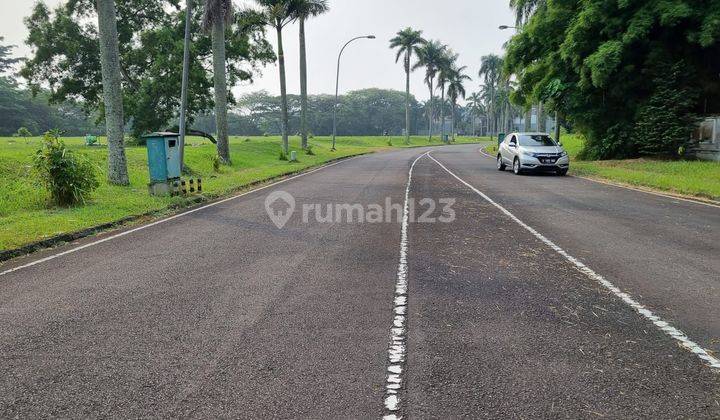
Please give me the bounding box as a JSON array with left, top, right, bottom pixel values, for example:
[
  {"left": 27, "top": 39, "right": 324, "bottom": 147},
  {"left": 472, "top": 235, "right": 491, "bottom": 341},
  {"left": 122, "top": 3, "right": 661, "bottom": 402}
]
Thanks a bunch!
[
  {"left": 383, "top": 151, "right": 429, "bottom": 419},
  {"left": 477, "top": 146, "right": 720, "bottom": 209},
  {"left": 427, "top": 152, "right": 720, "bottom": 371},
  {"left": 0, "top": 156, "right": 359, "bottom": 278}
]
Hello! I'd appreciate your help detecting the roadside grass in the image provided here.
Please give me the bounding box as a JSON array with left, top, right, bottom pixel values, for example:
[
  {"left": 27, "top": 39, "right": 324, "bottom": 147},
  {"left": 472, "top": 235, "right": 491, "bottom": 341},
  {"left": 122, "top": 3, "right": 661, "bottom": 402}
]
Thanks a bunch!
[
  {"left": 0, "top": 134, "right": 480, "bottom": 251},
  {"left": 481, "top": 134, "right": 720, "bottom": 201}
]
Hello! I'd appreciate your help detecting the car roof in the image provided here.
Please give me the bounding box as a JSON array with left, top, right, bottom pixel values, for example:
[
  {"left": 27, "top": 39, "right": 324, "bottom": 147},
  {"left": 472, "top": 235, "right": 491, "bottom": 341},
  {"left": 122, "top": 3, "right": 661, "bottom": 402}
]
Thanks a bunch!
[{"left": 511, "top": 132, "right": 552, "bottom": 136}]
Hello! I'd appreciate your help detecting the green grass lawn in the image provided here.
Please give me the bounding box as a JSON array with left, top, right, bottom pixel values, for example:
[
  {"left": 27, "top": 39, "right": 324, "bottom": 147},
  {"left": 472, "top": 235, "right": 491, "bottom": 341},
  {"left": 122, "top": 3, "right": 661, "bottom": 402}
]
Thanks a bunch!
[
  {"left": 482, "top": 134, "right": 720, "bottom": 201},
  {"left": 0, "top": 134, "right": 480, "bottom": 251}
]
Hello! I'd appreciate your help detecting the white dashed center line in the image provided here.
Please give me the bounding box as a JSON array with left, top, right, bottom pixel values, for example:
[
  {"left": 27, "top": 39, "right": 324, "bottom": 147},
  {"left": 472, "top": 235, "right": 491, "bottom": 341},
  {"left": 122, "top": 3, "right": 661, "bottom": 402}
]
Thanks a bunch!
[{"left": 382, "top": 151, "right": 428, "bottom": 419}]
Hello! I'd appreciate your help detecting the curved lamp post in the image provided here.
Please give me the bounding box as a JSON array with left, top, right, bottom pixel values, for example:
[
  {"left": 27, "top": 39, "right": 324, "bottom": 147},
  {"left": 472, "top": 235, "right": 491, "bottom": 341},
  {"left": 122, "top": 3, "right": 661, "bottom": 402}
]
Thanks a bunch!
[{"left": 332, "top": 35, "right": 376, "bottom": 151}]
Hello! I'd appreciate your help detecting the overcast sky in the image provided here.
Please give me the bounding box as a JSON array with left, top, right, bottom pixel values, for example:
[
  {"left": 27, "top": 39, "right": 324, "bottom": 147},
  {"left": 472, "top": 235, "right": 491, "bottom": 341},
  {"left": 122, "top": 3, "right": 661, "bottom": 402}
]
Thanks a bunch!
[{"left": 3, "top": 0, "right": 515, "bottom": 103}]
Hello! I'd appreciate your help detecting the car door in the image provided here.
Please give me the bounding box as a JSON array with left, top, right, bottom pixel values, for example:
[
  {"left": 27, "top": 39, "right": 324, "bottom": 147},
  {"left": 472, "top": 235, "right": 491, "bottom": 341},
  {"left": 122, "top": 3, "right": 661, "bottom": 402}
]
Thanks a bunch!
[{"left": 502, "top": 135, "right": 517, "bottom": 164}]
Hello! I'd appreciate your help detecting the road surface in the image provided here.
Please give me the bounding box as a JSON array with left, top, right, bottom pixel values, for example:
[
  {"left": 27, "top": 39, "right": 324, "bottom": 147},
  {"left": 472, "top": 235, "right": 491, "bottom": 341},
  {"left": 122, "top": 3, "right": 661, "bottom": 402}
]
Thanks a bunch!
[{"left": 1, "top": 144, "right": 718, "bottom": 418}]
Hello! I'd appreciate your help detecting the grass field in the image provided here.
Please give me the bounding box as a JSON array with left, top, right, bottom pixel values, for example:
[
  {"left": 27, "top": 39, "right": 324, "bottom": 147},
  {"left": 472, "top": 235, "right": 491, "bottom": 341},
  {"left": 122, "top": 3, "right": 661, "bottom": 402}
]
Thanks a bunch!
[
  {"left": 483, "top": 134, "right": 720, "bottom": 201},
  {"left": 0, "top": 134, "right": 479, "bottom": 251}
]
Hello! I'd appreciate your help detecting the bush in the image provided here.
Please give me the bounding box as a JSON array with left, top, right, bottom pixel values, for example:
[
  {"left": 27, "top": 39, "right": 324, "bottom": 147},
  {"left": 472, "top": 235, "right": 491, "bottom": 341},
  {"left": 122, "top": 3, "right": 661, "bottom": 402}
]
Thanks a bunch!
[
  {"left": 33, "top": 130, "right": 99, "bottom": 206},
  {"left": 211, "top": 154, "right": 222, "bottom": 172},
  {"left": 278, "top": 149, "right": 288, "bottom": 161},
  {"left": 305, "top": 145, "right": 315, "bottom": 156}
]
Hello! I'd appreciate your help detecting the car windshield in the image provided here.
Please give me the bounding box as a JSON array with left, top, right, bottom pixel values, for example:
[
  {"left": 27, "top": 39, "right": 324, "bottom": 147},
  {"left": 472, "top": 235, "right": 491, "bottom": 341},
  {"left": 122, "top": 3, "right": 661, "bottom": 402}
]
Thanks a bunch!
[{"left": 518, "top": 135, "right": 556, "bottom": 147}]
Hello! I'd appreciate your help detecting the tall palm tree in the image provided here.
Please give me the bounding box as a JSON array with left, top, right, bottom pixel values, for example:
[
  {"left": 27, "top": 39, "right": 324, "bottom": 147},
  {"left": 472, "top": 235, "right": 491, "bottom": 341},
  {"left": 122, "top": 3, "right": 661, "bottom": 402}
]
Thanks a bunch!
[
  {"left": 254, "top": 0, "right": 298, "bottom": 155},
  {"left": 478, "top": 54, "right": 503, "bottom": 136},
  {"left": 413, "top": 40, "right": 446, "bottom": 141},
  {"left": 435, "top": 49, "right": 457, "bottom": 143},
  {"left": 447, "top": 65, "right": 471, "bottom": 141},
  {"left": 509, "top": 0, "right": 546, "bottom": 25},
  {"left": 389, "top": 27, "right": 426, "bottom": 145},
  {"left": 203, "top": 0, "right": 234, "bottom": 163},
  {"left": 293, "top": 0, "right": 328, "bottom": 150},
  {"left": 467, "top": 92, "right": 484, "bottom": 136},
  {"left": 96, "top": 0, "right": 129, "bottom": 185}
]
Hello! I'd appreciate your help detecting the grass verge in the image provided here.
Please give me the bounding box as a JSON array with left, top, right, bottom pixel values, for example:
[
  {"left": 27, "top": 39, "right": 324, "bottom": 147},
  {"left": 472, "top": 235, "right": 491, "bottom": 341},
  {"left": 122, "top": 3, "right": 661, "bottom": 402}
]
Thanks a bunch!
[{"left": 0, "top": 134, "right": 479, "bottom": 251}]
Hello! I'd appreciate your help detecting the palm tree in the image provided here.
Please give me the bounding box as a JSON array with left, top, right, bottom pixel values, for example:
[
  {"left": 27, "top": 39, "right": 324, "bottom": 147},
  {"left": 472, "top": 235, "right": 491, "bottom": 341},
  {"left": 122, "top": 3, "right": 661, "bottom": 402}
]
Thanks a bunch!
[
  {"left": 447, "top": 65, "right": 471, "bottom": 141},
  {"left": 389, "top": 28, "right": 426, "bottom": 145},
  {"left": 96, "top": 0, "right": 129, "bottom": 185},
  {"left": 202, "top": 0, "right": 234, "bottom": 163},
  {"left": 254, "top": 0, "right": 298, "bottom": 155},
  {"left": 467, "top": 92, "right": 484, "bottom": 136},
  {"left": 413, "top": 40, "right": 446, "bottom": 141},
  {"left": 293, "top": 0, "right": 328, "bottom": 150},
  {"left": 509, "top": 0, "right": 546, "bottom": 25},
  {"left": 435, "top": 49, "right": 457, "bottom": 143},
  {"left": 478, "top": 54, "right": 503, "bottom": 136}
]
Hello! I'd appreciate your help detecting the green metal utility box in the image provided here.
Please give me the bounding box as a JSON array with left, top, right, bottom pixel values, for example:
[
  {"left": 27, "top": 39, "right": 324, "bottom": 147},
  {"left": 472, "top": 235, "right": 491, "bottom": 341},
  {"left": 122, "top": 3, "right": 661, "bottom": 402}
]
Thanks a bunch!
[{"left": 143, "top": 132, "right": 181, "bottom": 195}]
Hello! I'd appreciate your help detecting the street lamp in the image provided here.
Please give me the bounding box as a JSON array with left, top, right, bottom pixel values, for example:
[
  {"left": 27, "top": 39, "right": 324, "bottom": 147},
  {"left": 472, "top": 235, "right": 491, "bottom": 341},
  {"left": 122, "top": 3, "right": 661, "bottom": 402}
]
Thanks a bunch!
[
  {"left": 332, "top": 35, "right": 376, "bottom": 151},
  {"left": 498, "top": 25, "right": 518, "bottom": 30}
]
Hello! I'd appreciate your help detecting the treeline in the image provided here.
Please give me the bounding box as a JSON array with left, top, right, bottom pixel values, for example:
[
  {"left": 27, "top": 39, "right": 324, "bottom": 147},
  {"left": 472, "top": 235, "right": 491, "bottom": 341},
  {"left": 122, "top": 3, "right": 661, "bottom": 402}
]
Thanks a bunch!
[
  {"left": 504, "top": 0, "right": 720, "bottom": 159},
  {"left": 0, "top": 78, "right": 102, "bottom": 136},
  {"left": 192, "top": 88, "right": 475, "bottom": 137}
]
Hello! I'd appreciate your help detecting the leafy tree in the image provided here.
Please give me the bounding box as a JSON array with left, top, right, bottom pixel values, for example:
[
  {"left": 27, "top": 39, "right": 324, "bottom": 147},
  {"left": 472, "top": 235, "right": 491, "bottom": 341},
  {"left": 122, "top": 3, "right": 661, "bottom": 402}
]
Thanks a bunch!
[
  {"left": 22, "top": 0, "right": 274, "bottom": 139},
  {"left": 251, "top": 0, "right": 299, "bottom": 155},
  {"left": 16, "top": 127, "right": 32, "bottom": 141},
  {"left": 0, "top": 37, "right": 21, "bottom": 76},
  {"left": 96, "top": 0, "right": 129, "bottom": 185},
  {"left": 413, "top": 40, "right": 447, "bottom": 141},
  {"left": 505, "top": 0, "right": 720, "bottom": 158},
  {"left": 202, "top": 0, "right": 234, "bottom": 163},
  {"left": 293, "top": 0, "right": 329, "bottom": 149},
  {"left": 390, "top": 28, "right": 426, "bottom": 144},
  {"left": 466, "top": 92, "right": 485, "bottom": 136}
]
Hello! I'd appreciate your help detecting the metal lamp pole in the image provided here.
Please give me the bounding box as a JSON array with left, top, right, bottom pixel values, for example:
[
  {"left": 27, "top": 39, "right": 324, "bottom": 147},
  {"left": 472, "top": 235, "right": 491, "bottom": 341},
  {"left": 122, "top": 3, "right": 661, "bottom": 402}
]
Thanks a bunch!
[
  {"left": 332, "top": 35, "right": 376, "bottom": 151},
  {"left": 178, "top": 0, "right": 192, "bottom": 171}
]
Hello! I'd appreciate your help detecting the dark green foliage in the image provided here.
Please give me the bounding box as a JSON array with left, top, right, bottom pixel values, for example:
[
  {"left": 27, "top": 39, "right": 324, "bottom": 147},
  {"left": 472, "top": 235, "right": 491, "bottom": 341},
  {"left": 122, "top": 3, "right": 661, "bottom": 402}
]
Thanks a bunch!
[
  {"left": 33, "top": 131, "right": 100, "bottom": 206},
  {"left": 16, "top": 127, "right": 32, "bottom": 140},
  {"left": 505, "top": 0, "right": 720, "bottom": 159},
  {"left": 21, "top": 0, "right": 275, "bottom": 137},
  {"left": 278, "top": 149, "right": 288, "bottom": 161},
  {"left": 634, "top": 63, "right": 699, "bottom": 156},
  {"left": 305, "top": 145, "right": 315, "bottom": 155}
]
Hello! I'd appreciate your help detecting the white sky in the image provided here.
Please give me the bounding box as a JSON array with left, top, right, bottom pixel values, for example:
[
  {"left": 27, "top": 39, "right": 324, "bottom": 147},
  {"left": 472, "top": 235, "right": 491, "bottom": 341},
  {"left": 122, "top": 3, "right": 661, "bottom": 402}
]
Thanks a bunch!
[{"left": 2, "top": 0, "right": 515, "bottom": 102}]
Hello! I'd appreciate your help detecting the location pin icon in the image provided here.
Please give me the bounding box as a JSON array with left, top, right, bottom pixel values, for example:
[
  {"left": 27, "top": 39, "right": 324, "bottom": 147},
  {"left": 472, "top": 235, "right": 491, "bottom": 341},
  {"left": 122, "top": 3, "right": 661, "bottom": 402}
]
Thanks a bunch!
[{"left": 265, "top": 191, "right": 296, "bottom": 229}]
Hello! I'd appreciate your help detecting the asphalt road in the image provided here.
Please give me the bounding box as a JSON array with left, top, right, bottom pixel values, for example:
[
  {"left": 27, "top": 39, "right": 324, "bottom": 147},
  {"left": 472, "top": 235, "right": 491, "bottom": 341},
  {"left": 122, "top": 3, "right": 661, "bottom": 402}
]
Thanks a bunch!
[{"left": 0, "top": 144, "right": 718, "bottom": 418}]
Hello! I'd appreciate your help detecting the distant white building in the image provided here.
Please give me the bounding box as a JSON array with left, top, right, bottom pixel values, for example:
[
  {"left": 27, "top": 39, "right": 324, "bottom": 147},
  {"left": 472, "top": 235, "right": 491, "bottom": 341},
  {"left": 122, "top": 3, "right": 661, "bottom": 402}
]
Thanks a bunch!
[{"left": 690, "top": 117, "right": 720, "bottom": 161}]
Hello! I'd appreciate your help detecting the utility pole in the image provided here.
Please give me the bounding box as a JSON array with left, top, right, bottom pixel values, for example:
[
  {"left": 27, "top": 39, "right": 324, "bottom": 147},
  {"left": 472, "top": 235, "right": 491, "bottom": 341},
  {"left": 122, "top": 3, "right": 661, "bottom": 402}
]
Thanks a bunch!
[{"left": 178, "top": 0, "right": 192, "bottom": 171}]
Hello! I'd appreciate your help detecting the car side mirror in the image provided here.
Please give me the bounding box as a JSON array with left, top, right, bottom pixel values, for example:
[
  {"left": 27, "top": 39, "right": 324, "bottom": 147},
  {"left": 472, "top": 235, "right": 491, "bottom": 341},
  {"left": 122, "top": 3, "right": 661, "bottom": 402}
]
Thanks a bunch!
[{"left": 558, "top": 142, "right": 563, "bottom": 146}]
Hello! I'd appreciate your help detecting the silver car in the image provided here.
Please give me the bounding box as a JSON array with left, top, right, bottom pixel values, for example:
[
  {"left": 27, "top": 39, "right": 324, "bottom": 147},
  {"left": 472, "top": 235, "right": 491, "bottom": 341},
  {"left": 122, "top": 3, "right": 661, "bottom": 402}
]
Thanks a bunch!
[{"left": 497, "top": 132, "right": 570, "bottom": 176}]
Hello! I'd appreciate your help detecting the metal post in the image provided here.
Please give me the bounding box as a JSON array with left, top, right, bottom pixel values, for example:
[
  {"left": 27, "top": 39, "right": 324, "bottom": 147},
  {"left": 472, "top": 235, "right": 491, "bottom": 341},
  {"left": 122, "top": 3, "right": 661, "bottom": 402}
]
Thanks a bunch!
[
  {"left": 332, "top": 35, "right": 375, "bottom": 151},
  {"left": 178, "top": 0, "right": 192, "bottom": 171}
]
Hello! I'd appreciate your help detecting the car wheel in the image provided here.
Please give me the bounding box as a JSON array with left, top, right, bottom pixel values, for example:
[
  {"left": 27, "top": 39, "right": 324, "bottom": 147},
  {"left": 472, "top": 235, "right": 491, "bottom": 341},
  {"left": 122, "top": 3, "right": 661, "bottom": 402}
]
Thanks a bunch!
[
  {"left": 556, "top": 168, "right": 568, "bottom": 176},
  {"left": 513, "top": 158, "right": 522, "bottom": 175},
  {"left": 497, "top": 155, "right": 506, "bottom": 171}
]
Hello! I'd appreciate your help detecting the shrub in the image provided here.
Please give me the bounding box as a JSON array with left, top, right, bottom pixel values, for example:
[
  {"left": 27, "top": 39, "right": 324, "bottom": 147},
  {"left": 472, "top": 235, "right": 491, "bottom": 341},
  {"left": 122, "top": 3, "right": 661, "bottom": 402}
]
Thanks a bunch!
[
  {"left": 211, "top": 154, "right": 222, "bottom": 172},
  {"left": 33, "top": 130, "right": 99, "bottom": 206},
  {"left": 16, "top": 127, "right": 32, "bottom": 141},
  {"left": 305, "top": 145, "right": 315, "bottom": 156},
  {"left": 278, "top": 150, "right": 288, "bottom": 161}
]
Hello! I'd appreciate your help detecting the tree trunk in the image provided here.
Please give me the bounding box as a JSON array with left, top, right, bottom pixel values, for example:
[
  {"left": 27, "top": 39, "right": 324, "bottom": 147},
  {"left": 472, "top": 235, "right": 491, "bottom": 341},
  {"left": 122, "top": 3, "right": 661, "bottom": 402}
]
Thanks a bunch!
[
  {"left": 524, "top": 106, "right": 531, "bottom": 131},
  {"left": 404, "top": 50, "right": 411, "bottom": 145},
  {"left": 276, "top": 24, "right": 289, "bottom": 154},
  {"left": 96, "top": 0, "right": 129, "bottom": 185},
  {"left": 440, "top": 84, "right": 446, "bottom": 142},
  {"left": 538, "top": 101, "right": 545, "bottom": 132},
  {"left": 451, "top": 101, "right": 456, "bottom": 141},
  {"left": 428, "top": 77, "right": 434, "bottom": 141},
  {"left": 212, "top": 20, "right": 230, "bottom": 163},
  {"left": 299, "top": 18, "right": 309, "bottom": 149}
]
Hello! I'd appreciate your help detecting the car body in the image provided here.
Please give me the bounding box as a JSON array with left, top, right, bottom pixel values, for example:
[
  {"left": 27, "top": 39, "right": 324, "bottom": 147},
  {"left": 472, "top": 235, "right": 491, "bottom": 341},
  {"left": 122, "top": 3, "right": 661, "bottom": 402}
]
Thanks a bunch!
[{"left": 497, "top": 132, "right": 570, "bottom": 175}]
